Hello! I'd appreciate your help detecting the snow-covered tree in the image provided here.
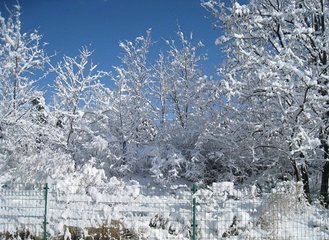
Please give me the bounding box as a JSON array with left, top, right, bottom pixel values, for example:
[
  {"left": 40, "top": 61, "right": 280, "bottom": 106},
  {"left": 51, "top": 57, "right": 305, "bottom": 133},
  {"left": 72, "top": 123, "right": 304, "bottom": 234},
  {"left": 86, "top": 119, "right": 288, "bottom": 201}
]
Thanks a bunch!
[
  {"left": 147, "top": 31, "right": 220, "bottom": 182},
  {"left": 110, "top": 30, "right": 156, "bottom": 171},
  {"left": 153, "top": 53, "right": 170, "bottom": 127},
  {"left": 51, "top": 47, "right": 107, "bottom": 146},
  {"left": 164, "top": 31, "right": 208, "bottom": 129},
  {"left": 0, "top": 4, "right": 55, "bottom": 183},
  {"left": 0, "top": 4, "right": 48, "bottom": 115},
  {"left": 202, "top": 0, "right": 329, "bottom": 202}
]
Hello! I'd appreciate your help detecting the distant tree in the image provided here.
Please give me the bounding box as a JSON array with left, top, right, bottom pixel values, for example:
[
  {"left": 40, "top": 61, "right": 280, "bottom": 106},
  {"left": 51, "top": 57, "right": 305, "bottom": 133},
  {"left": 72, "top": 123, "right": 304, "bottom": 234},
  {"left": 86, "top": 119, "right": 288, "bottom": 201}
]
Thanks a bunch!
[
  {"left": 150, "top": 31, "right": 218, "bottom": 182},
  {"left": 0, "top": 4, "right": 48, "bottom": 115},
  {"left": 164, "top": 31, "right": 207, "bottom": 129},
  {"left": 153, "top": 53, "right": 170, "bottom": 127},
  {"left": 0, "top": 4, "right": 54, "bottom": 183},
  {"left": 51, "top": 47, "right": 107, "bottom": 147},
  {"left": 111, "top": 30, "right": 156, "bottom": 170}
]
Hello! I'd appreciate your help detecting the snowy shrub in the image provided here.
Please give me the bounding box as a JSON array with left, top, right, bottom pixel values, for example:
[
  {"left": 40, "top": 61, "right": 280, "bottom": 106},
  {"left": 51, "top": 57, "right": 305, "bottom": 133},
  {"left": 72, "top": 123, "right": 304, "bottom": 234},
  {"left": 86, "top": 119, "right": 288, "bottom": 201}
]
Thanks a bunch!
[
  {"left": 149, "top": 213, "right": 190, "bottom": 238},
  {"left": 52, "top": 165, "right": 107, "bottom": 194},
  {"left": 257, "top": 181, "right": 308, "bottom": 232},
  {"left": 87, "top": 177, "right": 141, "bottom": 198},
  {"left": 105, "top": 176, "right": 126, "bottom": 194},
  {"left": 56, "top": 220, "right": 137, "bottom": 240},
  {"left": 212, "top": 182, "right": 244, "bottom": 200},
  {"left": 0, "top": 147, "right": 74, "bottom": 186},
  {"left": 0, "top": 228, "right": 41, "bottom": 240},
  {"left": 0, "top": 144, "right": 107, "bottom": 191},
  {"left": 221, "top": 212, "right": 252, "bottom": 238},
  {"left": 196, "top": 182, "right": 246, "bottom": 203},
  {"left": 148, "top": 145, "right": 186, "bottom": 183}
]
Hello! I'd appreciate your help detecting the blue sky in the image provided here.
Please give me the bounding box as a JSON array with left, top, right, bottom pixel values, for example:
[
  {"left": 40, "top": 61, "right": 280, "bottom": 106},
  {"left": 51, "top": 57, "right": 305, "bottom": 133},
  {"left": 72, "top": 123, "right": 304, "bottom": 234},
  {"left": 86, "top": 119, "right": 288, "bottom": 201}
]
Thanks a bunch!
[{"left": 0, "top": 0, "right": 248, "bottom": 92}]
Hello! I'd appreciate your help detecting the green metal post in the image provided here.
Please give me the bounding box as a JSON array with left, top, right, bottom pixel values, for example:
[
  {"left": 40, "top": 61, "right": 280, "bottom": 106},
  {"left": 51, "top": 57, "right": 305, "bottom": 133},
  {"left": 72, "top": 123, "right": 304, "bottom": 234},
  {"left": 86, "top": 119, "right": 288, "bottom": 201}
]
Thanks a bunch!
[
  {"left": 43, "top": 183, "right": 49, "bottom": 240},
  {"left": 191, "top": 184, "right": 197, "bottom": 240}
]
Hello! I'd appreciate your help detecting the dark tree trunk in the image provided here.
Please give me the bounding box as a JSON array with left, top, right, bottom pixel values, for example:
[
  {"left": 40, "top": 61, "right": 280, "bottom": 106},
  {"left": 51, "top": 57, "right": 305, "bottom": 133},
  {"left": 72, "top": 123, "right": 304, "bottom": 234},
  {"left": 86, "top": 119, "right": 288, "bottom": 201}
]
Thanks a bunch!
[
  {"left": 321, "top": 162, "right": 329, "bottom": 207},
  {"left": 320, "top": 124, "right": 329, "bottom": 207},
  {"left": 122, "top": 140, "right": 127, "bottom": 164},
  {"left": 290, "top": 158, "right": 301, "bottom": 181},
  {"left": 316, "top": 0, "right": 329, "bottom": 207},
  {"left": 301, "top": 164, "right": 311, "bottom": 203},
  {"left": 290, "top": 155, "right": 311, "bottom": 203}
]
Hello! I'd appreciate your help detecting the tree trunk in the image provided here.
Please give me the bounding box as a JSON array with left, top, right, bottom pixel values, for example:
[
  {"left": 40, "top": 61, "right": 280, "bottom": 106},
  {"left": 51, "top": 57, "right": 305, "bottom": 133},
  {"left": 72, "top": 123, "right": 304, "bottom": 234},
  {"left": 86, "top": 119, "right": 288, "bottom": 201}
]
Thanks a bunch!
[
  {"left": 290, "top": 156, "right": 312, "bottom": 203},
  {"left": 122, "top": 140, "right": 127, "bottom": 164},
  {"left": 320, "top": 125, "right": 329, "bottom": 207},
  {"left": 320, "top": 129, "right": 329, "bottom": 207},
  {"left": 321, "top": 162, "right": 329, "bottom": 207},
  {"left": 317, "top": 0, "right": 329, "bottom": 207},
  {"left": 301, "top": 164, "right": 311, "bottom": 203},
  {"left": 290, "top": 157, "right": 301, "bottom": 181}
]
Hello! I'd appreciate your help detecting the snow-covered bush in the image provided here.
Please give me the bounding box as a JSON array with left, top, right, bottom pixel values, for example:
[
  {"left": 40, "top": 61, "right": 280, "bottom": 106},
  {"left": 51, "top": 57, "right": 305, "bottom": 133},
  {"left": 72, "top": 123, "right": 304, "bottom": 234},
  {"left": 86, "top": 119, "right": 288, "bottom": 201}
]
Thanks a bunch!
[
  {"left": 196, "top": 181, "right": 247, "bottom": 203},
  {"left": 149, "top": 213, "right": 191, "bottom": 238},
  {"left": 149, "top": 145, "right": 186, "bottom": 183},
  {"left": 257, "top": 181, "right": 308, "bottom": 232},
  {"left": 59, "top": 219, "right": 138, "bottom": 240}
]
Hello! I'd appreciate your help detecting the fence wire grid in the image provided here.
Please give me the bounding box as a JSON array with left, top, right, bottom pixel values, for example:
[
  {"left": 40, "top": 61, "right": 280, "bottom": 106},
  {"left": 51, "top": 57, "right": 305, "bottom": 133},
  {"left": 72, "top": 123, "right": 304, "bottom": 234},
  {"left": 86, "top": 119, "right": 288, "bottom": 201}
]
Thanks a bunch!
[
  {"left": 0, "top": 183, "right": 45, "bottom": 239},
  {"left": 0, "top": 182, "right": 328, "bottom": 240}
]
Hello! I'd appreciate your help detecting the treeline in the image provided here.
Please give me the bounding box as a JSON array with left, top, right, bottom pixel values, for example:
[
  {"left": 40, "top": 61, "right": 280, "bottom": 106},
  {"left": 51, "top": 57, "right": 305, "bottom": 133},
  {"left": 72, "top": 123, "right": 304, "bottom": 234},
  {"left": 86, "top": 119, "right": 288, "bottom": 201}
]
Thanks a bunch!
[{"left": 1, "top": 1, "right": 329, "bottom": 206}]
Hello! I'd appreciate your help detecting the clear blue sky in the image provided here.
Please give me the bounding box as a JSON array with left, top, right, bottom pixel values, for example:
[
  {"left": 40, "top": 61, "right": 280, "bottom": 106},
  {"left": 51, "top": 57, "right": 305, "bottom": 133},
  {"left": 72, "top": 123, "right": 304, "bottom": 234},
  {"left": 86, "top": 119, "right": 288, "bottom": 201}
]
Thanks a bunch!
[{"left": 0, "top": 0, "right": 248, "bottom": 91}]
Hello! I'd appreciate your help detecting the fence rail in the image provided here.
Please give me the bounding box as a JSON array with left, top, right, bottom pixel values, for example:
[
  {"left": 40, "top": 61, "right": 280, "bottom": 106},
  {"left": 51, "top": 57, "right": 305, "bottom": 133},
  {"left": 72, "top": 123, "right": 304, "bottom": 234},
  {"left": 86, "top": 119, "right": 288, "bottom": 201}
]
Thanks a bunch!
[{"left": 0, "top": 182, "right": 328, "bottom": 240}]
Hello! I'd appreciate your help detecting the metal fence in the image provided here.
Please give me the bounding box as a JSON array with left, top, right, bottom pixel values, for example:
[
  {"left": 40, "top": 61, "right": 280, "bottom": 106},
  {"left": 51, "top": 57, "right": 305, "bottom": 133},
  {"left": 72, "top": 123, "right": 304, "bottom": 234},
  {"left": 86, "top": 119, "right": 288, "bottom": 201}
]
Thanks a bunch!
[
  {"left": 47, "top": 184, "right": 191, "bottom": 239},
  {"left": 195, "top": 182, "right": 329, "bottom": 239},
  {"left": 197, "top": 197, "right": 329, "bottom": 239},
  {"left": 0, "top": 182, "right": 328, "bottom": 240},
  {"left": 0, "top": 183, "right": 46, "bottom": 239}
]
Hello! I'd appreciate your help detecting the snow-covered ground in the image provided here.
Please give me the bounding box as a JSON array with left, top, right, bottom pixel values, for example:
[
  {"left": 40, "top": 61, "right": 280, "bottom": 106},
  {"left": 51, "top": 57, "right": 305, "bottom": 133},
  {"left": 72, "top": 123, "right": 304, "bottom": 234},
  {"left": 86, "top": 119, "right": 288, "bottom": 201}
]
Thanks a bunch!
[{"left": 0, "top": 179, "right": 328, "bottom": 239}]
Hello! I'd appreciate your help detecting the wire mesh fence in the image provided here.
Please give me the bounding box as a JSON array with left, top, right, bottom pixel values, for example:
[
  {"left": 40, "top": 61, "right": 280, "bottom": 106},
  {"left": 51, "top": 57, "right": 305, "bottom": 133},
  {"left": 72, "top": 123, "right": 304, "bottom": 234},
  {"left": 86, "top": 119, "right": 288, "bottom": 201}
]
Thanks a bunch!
[
  {"left": 0, "top": 183, "right": 45, "bottom": 239},
  {"left": 47, "top": 184, "right": 191, "bottom": 239},
  {"left": 0, "top": 181, "right": 328, "bottom": 240},
  {"left": 197, "top": 198, "right": 329, "bottom": 239},
  {"left": 195, "top": 182, "right": 329, "bottom": 239}
]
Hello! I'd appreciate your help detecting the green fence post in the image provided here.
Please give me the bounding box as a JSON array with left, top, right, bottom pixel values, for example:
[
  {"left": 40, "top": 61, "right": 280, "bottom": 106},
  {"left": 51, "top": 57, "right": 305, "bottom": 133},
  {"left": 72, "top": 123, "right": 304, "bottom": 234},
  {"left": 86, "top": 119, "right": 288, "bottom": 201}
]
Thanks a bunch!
[
  {"left": 43, "top": 183, "right": 49, "bottom": 240},
  {"left": 191, "top": 184, "right": 197, "bottom": 240}
]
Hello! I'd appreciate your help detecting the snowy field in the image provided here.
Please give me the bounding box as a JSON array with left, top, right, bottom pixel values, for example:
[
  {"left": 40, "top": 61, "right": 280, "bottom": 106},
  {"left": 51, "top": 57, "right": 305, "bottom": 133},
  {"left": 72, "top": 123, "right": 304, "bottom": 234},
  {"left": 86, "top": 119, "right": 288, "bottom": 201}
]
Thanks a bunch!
[{"left": 0, "top": 180, "right": 329, "bottom": 240}]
